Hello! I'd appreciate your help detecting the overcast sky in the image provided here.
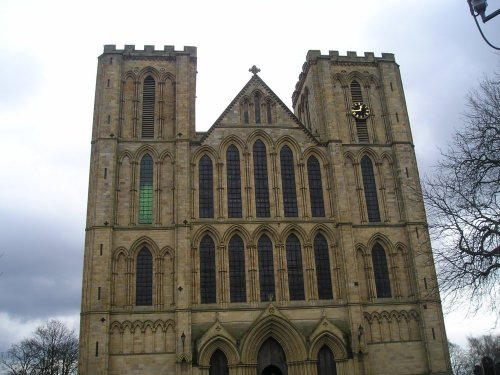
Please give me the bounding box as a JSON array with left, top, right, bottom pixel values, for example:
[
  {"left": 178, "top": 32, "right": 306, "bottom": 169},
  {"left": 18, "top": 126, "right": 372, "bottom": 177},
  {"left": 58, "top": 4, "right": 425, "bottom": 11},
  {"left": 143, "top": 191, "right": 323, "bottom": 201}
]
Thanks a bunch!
[{"left": 1, "top": 0, "right": 499, "bottom": 353}]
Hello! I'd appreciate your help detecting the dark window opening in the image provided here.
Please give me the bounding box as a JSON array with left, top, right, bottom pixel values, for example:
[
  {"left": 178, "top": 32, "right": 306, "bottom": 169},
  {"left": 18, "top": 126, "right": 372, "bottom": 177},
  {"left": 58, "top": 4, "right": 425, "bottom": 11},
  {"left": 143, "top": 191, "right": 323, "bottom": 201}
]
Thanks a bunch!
[
  {"left": 317, "top": 346, "right": 336, "bottom": 375},
  {"left": 255, "top": 92, "right": 261, "bottom": 124},
  {"left": 226, "top": 145, "right": 242, "bottom": 218},
  {"left": 136, "top": 247, "right": 153, "bottom": 305},
  {"left": 200, "top": 235, "right": 216, "bottom": 303},
  {"left": 199, "top": 155, "right": 214, "bottom": 218},
  {"left": 280, "top": 146, "right": 298, "bottom": 217},
  {"left": 243, "top": 99, "right": 249, "bottom": 124},
  {"left": 141, "top": 76, "right": 155, "bottom": 138},
  {"left": 253, "top": 140, "right": 270, "bottom": 217},
  {"left": 286, "top": 234, "right": 304, "bottom": 300},
  {"left": 360, "top": 156, "right": 381, "bottom": 222},
  {"left": 229, "top": 235, "right": 246, "bottom": 302},
  {"left": 307, "top": 156, "right": 325, "bottom": 217},
  {"left": 314, "top": 234, "right": 333, "bottom": 299},
  {"left": 372, "top": 244, "right": 391, "bottom": 298},
  {"left": 209, "top": 350, "right": 229, "bottom": 375},
  {"left": 266, "top": 100, "right": 272, "bottom": 124},
  {"left": 258, "top": 235, "right": 275, "bottom": 301}
]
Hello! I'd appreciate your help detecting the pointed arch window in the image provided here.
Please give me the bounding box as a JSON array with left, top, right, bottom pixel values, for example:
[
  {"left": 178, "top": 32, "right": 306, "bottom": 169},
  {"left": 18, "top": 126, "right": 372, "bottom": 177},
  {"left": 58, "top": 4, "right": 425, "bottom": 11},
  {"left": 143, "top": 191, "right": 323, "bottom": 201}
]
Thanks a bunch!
[
  {"left": 139, "top": 154, "right": 153, "bottom": 224},
  {"left": 209, "top": 349, "right": 228, "bottom": 375},
  {"left": 307, "top": 156, "right": 325, "bottom": 217},
  {"left": 286, "top": 234, "right": 304, "bottom": 300},
  {"left": 226, "top": 145, "right": 242, "bottom": 218},
  {"left": 350, "top": 80, "right": 369, "bottom": 143},
  {"left": 254, "top": 92, "right": 261, "bottom": 124},
  {"left": 136, "top": 247, "right": 152, "bottom": 306},
  {"left": 200, "top": 235, "right": 216, "bottom": 303},
  {"left": 372, "top": 244, "right": 392, "bottom": 298},
  {"left": 280, "top": 146, "right": 298, "bottom": 217},
  {"left": 229, "top": 235, "right": 246, "bottom": 302},
  {"left": 314, "top": 234, "right": 333, "bottom": 300},
  {"left": 317, "top": 345, "right": 337, "bottom": 375},
  {"left": 360, "top": 156, "right": 381, "bottom": 222},
  {"left": 199, "top": 155, "right": 214, "bottom": 218},
  {"left": 258, "top": 235, "right": 275, "bottom": 301},
  {"left": 253, "top": 140, "right": 270, "bottom": 217},
  {"left": 142, "top": 76, "right": 155, "bottom": 138},
  {"left": 243, "top": 99, "right": 249, "bottom": 124}
]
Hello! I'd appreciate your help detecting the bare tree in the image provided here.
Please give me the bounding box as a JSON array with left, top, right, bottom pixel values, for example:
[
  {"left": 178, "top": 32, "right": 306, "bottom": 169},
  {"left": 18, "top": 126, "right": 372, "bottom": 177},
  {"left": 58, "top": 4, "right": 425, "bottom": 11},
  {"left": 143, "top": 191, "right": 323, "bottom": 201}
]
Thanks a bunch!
[
  {"left": 424, "top": 70, "right": 500, "bottom": 313},
  {"left": 449, "top": 341, "right": 473, "bottom": 375},
  {"left": 449, "top": 335, "right": 500, "bottom": 375},
  {"left": 0, "top": 320, "right": 78, "bottom": 375}
]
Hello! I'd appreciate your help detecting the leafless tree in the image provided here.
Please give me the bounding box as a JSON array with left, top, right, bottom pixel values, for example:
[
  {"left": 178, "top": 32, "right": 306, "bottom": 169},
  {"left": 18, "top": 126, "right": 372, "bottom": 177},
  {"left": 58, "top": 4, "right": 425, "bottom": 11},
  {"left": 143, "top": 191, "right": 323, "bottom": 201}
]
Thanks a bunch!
[
  {"left": 449, "top": 341, "right": 473, "bottom": 375},
  {"left": 424, "top": 70, "right": 500, "bottom": 314},
  {"left": 449, "top": 335, "right": 500, "bottom": 375},
  {"left": 0, "top": 320, "right": 78, "bottom": 375}
]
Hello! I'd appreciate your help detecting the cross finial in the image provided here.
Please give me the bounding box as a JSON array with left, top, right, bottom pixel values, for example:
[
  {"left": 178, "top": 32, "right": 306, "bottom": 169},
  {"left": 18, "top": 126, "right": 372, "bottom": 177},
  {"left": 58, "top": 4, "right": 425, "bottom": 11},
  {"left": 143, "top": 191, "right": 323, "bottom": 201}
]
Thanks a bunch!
[{"left": 249, "top": 65, "right": 261, "bottom": 75}]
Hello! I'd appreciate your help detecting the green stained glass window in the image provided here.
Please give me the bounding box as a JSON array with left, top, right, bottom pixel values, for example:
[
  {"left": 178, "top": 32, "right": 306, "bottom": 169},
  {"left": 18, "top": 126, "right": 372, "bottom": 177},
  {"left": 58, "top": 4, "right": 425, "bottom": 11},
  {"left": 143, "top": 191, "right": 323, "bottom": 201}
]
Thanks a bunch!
[{"left": 139, "top": 154, "right": 153, "bottom": 224}]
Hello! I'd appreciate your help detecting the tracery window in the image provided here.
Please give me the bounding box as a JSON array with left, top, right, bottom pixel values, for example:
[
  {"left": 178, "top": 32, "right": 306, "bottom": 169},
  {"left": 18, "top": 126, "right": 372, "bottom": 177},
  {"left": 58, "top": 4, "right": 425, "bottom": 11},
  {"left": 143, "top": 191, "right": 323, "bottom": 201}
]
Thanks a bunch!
[
  {"left": 317, "top": 345, "right": 337, "bottom": 375},
  {"left": 136, "top": 247, "right": 152, "bottom": 306},
  {"left": 199, "top": 155, "right": 214, "bottom": 218},
  {"left": 226, "top": 145, "right": 242, "bottom": 218},
  {"left": 200, "top": 235, "right": 216, "bottom": 303},
  {"left": 254, "top": 92, "right": 261, "bottom": 124},
  {"left": 229, "top": 235, "right": 246, "bottom": 302},
  {"left": 372, "top": 244, "right": 392, "bottom": 298},
  {"left": 209, "top": 350, "right": 228, "bottom": 375},
  {"left": 139, "top": 154, "right": 153, "bottom": 224},
  {"left": 280, "top": 146, "right": 298, "bottom": 217},
  {"left": 258, "top": 235, "right": 275, "bottom": 301},
  {"left": 314, "top": 234, "right": 333, "bottom": 300},
  {"left": 286, "top": 234, "right": 304, "bottom": 300},
  {"left": 142, "top": 76, "right": 155, "bottom": 138},
  {"left": 307, "top": 156, "right": 325, "bottom": 217},
  {"left": 253, "top": 140, "right": 270, "bottom": 217},
  {"left": 350, "top": 80, "right": 369, "bottom": 143},
  {"left": 360, "top": 156, "right": 381, "bottom": 222}
]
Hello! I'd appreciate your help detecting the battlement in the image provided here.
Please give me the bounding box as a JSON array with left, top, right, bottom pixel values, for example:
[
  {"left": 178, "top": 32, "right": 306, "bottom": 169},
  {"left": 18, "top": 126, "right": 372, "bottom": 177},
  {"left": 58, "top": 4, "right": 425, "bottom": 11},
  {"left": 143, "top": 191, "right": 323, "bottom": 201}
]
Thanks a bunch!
[
  {"left": 101, "top": 44, "right": 197, "bottom": 58},
  {"left": 292, "top": 50, "right": 396, "bottom": 106}
]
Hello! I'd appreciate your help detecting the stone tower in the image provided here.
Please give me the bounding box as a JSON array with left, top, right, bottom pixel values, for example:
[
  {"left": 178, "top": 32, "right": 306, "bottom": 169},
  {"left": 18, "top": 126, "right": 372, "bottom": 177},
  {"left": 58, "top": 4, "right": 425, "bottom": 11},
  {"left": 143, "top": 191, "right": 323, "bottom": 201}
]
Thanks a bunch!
[{"left": 79, "top": 45, "right": 452, "bottom": 375}]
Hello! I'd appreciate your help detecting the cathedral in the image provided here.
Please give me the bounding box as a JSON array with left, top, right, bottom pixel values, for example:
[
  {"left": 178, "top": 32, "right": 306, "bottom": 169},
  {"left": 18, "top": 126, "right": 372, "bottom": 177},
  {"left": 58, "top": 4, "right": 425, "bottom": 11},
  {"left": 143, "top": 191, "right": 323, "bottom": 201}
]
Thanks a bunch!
[{"left": 79, "top": 45, "right": 452, "bottom": 375}]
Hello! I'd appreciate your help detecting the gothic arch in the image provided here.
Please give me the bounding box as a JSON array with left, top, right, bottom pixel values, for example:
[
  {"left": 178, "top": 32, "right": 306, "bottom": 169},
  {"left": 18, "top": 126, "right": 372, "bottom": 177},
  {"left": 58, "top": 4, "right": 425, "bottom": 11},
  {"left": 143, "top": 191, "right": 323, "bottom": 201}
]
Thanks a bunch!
[
  {"left": 160, "top": 71, "right": 175, "bottom": 83},
  {"left": 252, "top": 225, "right": 280, "bottom": 245},
  {"left": 134, "top": 145, "right": 159, "bottom": 162},
  {"left": 275, "top": 136, "right": 302, "bottom": 158},
  {"left": 137, "top": 67, "right": 161, "bottom": 82},
  {"left": 331, "top": 73, "right": 347, "bottom": 87},
  {"left": 191, "top": 225, "right": 221, "bottom": 247},
  {"left": 309, "top": 331, "right": 349, "bottom": 360},
  {"left": 302, "top": 147, "right": 329, "bottom": 167},
  {"left": 246, "top": 130, "right": 275, "bottom": 148},
  {"left": 240, "top": 314, "right": 307, "bottom": 363},
  {"left": 356, "top": 147, "right": 380, "bottom": 165},
  {"left": 309, "top": 224, "right": 337, "bottom": 245},
  {"left": 159, "top": 150, "right": 174, "bottom": 164},
  {"left": 279, "top": 224, "right": 309, "bottom": 245},
  {"left": 198, "top": 336, "right": 240, "bottom": 366},
  {"left": 118, "top": 150, "right": 134, "bottom": 163},
  {"left": 346, "top": 72, "right": 369, "bottom": 89},
  {"left": 160, "top": 246, "right": 175, "bottom": 260},
  {"left": 218, "top": 135, "right": 246, "bottom": 155},
  {"left": 221, "top": 225, "right": 252, "bottom": 246},
  {"left": 121, "top": 70, "right": 137, "bottom": 81},
  {"left": 130, "top": 236, "right": 160, "bottom": 258},
  {"left": 367, "top": 234, "right": 394, "bottom": 255},
  {"left": 191, "top": 145, "right": 219, "bottom": 164},
  {"left": 112, "top": 246, "right": 129, "bottom": 260}
]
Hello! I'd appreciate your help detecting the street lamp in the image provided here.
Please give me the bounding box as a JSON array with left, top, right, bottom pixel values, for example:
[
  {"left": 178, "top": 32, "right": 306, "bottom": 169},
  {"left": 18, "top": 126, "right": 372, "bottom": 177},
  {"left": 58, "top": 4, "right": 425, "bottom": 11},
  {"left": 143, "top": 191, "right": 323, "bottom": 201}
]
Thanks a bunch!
[{"left": 467, "top": 0, "right": 500, "bottom": 49}]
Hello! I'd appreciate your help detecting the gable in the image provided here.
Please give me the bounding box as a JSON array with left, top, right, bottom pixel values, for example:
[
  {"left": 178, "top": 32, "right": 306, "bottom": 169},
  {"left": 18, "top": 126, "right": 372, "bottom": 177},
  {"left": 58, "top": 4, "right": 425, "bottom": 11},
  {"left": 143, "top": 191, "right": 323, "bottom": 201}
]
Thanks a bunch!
[{"left": 199, "top": 73, "right": 319, "bottom": 144}]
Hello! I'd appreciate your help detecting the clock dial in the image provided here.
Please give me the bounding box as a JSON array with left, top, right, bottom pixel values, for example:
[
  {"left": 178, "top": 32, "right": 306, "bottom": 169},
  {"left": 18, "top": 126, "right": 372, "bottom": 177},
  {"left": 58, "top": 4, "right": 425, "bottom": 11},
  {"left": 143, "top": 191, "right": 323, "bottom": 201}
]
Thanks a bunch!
[{"left": 351, "top": 102, "right": 370, "bottom": 120}]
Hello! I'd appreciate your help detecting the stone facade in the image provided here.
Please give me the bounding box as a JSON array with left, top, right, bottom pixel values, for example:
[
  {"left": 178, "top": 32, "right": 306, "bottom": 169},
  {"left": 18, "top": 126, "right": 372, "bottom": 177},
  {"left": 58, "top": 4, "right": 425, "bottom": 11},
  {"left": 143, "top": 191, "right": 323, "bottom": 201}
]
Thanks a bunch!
[{"left": 79, "top": 45, "right": 452, "bottom": 375}]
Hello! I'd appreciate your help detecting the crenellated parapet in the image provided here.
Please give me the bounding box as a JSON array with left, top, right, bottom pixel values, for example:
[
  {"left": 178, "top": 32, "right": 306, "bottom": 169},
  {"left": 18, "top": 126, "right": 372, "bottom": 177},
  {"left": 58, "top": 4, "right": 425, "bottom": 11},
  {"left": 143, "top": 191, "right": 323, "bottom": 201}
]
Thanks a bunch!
[
  {"left": 101, "top": 44, "right": 197, "bottom": 59},
  {"left": 292, "top": 50, "right": 395, "bottom": 106}
]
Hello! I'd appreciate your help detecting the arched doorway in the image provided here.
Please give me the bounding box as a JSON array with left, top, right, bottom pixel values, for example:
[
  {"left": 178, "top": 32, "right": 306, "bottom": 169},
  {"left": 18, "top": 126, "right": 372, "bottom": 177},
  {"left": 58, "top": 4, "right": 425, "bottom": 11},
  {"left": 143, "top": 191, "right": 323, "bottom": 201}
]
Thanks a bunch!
[
  {"left": 257, "top": 338, "right": 287, "bottom": 375},
  {"left": 262, "top": 365, "right": 282, "bottom": 375}
]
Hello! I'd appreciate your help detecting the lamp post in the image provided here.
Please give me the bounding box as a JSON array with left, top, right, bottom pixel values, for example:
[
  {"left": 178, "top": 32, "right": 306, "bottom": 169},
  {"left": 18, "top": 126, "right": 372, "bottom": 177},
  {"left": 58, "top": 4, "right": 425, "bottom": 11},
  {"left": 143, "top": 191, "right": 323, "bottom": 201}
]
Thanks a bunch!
[{"left": 467, "top": 0, "right": 500, "bottom": 49}]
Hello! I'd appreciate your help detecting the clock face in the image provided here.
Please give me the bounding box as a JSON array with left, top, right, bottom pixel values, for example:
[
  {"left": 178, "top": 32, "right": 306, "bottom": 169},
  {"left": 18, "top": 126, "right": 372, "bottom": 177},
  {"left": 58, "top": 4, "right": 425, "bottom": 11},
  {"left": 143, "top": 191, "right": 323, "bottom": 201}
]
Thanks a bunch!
[{"left": 351, "top": 102, "right": 370, "bottom": 120}]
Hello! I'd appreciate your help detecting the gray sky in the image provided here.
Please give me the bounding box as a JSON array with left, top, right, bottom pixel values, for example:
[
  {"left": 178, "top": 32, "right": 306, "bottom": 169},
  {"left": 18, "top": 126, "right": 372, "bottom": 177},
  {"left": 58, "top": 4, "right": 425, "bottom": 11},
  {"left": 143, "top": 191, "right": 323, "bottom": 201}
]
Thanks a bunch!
[{"left": 1, "top": 0, "right": 499, "bottom": 353}]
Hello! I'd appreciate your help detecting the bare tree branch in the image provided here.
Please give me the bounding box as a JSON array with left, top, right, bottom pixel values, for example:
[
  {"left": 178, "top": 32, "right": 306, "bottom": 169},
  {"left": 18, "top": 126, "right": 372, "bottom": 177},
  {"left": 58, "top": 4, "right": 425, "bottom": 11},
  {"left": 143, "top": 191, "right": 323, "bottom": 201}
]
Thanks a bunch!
[{"left": 424, "top": 70, "right": 500, "bottom": 315}]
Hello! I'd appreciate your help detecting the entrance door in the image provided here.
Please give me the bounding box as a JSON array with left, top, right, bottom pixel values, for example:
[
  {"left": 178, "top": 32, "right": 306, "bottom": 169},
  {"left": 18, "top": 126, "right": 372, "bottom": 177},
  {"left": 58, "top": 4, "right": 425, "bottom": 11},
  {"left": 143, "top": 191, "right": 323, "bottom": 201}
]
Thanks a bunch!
[
  {"left": 257, "top": 338, "right": 287, "bottom": 375},
  {"left": 262, "top": 365, "right": 282, "bottom": 375}
]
